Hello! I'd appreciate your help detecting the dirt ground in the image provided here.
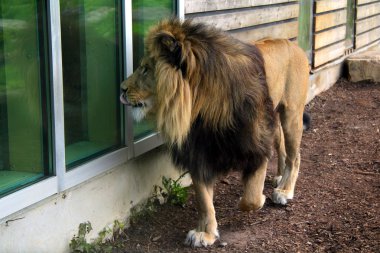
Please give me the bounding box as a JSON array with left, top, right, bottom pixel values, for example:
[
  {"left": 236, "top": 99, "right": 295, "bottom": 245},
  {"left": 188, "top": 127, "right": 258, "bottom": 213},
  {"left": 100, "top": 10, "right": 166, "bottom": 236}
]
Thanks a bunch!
[{"left": 119, "top": 79, "right": 380, "bottom": 253}]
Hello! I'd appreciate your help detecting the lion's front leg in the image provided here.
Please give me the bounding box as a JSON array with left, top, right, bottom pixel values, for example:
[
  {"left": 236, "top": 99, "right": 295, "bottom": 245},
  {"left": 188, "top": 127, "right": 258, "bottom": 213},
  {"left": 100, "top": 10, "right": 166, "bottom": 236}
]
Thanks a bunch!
[
  {"left": 239, "top": 158, "right": 268, "bottom": 211},
  {"left": 185, "top": 179, "right": 219, "bottom": 247}
]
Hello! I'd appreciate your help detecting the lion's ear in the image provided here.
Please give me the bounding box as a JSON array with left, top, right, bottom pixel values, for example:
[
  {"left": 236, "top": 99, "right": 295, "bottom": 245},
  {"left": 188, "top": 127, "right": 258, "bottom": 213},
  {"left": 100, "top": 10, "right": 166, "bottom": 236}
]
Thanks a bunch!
[{"left": 155, "top": 32, "right": 183, "bottom": 71}]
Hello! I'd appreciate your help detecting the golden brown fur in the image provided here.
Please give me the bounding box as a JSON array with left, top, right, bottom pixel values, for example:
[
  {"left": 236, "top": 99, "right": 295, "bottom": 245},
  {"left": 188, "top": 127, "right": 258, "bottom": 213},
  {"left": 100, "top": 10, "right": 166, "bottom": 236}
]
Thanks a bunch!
[{"left": 120, "top": 18, "right": 309, "bottom": 247}]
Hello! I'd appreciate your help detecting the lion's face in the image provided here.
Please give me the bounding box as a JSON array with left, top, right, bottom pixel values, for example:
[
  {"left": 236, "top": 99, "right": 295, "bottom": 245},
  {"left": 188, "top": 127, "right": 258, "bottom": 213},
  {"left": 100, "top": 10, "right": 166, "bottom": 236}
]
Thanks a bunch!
[{"left": 120, "top": 57, "right": 157, "bottom": 122}]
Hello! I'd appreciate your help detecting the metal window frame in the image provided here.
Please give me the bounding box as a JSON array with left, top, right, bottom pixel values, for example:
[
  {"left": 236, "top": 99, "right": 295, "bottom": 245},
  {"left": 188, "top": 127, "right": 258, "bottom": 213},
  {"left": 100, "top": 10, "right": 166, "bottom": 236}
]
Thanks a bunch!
[{"left": 0, "top": 0, "right": 184, "bottom": 221}]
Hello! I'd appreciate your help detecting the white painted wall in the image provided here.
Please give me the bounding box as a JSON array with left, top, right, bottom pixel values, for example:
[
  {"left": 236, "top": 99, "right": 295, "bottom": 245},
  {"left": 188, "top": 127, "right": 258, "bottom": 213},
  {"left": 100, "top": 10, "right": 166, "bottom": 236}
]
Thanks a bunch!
[{"left": 0, "top": 147, "right": 186, "bottom": 253}]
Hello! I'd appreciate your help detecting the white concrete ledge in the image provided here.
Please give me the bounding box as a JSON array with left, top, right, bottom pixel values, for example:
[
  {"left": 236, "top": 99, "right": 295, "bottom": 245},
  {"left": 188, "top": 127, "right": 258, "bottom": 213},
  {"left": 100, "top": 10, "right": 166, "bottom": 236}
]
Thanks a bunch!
[{"left": 0, "top": 147, "right": 182, "bottom": 253}]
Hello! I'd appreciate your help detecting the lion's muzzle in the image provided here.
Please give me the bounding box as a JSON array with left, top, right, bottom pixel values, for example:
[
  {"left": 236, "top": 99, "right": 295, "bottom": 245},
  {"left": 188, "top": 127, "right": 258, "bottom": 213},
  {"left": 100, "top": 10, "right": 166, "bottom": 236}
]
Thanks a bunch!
[
  {"left": 119, "top": 92, "right": 130, "bottom": 105},
  {"left": 120, "top": 92, "right": 146, "bottom": 108}
]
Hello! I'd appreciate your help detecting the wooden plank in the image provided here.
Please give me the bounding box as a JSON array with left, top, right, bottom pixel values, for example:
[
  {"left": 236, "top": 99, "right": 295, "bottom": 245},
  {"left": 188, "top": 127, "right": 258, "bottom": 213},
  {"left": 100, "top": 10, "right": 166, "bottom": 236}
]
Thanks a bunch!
[
  {"left": 357, "top": 0, "right": 379, "bottom": 5},
  {"left": 314, "top": 25, "right": 346, "bottom": 49},
  {"left": 356, "top": 27, "right": 380, "bottom": 48},
  {"left": 314, "top": 9, "right": 347, "bottom": 32},
  {"left": 185, "top": 0, "right": 296, "bottom": 14},
  {"left": 230, "top": 20, "right": 298, "bottom": 42},
  {"left": 313, "top": 41, "right": 346, "bottom": 67},
  {"left": 315, "top": 0, "right": 347, "bottom": 14},
  {"left": 356, "top": 14, "right": 380, "bottom": 34},
  {"left": 191, "top": 4, "right": 299, "bottom": 31},
  {"left": 357, "top": 2, "right": 380, "bottom": 19}
]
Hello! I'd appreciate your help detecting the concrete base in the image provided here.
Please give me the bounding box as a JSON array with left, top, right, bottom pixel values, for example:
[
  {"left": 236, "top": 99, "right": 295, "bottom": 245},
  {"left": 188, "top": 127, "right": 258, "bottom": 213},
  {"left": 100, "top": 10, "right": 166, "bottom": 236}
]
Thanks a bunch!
[
  {"left": 0, "top": 147, "right": 189, "bottom": 253},
  {"left": 307, "top": 62, "right": 344, "bottom": 104},
  {"left": 347, "top": 44, "right": 380, "bottom": 83},
  {"left": 307, "top": 41, "right": 380, "bottom": 103}
]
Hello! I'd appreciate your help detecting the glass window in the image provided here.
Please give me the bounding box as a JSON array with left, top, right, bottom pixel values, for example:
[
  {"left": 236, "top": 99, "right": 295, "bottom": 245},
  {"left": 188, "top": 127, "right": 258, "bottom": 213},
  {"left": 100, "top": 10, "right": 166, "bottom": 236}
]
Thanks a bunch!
[
  {"left": 60, "top": 0, "right": 123, "bottom": 168},
  {"left": 132, "top": 0, "right": 176, "bottom": 140},
  {"left": 0, "top": 1, "right": 52, "bottom": 197}
]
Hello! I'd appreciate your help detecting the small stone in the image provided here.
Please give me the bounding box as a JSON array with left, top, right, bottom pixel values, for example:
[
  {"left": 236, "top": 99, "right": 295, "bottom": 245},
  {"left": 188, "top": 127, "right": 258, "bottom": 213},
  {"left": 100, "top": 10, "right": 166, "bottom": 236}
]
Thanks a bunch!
[
  {"left": 219, "top": 241, "right": 228, "bottom": 247},
  {"left": 152, "top": 235, "right": 161, "bottom": 242}
]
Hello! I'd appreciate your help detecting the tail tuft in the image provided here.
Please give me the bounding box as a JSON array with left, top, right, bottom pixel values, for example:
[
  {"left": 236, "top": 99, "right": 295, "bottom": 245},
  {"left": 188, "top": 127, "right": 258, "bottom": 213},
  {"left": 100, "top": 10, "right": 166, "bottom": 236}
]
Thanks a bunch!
[{"left": 303, "top": 113, "right": 311, "bottom": 131}]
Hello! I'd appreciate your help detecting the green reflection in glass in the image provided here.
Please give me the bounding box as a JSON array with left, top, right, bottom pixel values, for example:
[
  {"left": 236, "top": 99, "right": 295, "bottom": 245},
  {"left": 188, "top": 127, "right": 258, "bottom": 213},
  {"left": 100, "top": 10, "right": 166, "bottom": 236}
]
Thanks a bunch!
[
  {"left": 60, "top": 0, "right": 123, "bottom": 168},
  {"left": 132, "top": 0, "right": 175, "bottom": 140},
  {"left": 0, "top": 0, "right": 52, "bottom": 197}
]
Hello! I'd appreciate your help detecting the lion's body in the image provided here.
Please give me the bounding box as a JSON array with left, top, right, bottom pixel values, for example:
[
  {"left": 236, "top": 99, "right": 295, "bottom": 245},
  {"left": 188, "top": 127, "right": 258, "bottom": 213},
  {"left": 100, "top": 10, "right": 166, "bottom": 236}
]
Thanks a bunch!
[
  {"left": 255, "top": 39, "right": 309, "bottom": 108},
  {"left": 120, "top": 18, "right": 309, "bottom": 247}
]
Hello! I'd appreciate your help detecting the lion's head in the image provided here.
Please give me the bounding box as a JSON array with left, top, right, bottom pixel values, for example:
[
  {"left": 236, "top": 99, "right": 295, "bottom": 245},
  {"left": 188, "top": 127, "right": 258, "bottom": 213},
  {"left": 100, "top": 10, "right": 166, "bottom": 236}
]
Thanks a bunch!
[
  {"left": 120, "top": 18, "right": 267, "bottom": 146},
  {"left": 120, "top": 19, "right": 193, "bottom": 145},
  {"left": 120, "top": 56, "right": 157, "bottom": 122}
]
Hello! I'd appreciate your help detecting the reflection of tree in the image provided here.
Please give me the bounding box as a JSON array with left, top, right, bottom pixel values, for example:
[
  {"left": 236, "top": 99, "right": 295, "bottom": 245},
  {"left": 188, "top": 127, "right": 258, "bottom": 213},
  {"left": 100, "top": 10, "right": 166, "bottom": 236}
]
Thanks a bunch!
[
  {"left": 60, "top": 5, "right": 87, "bottom": 145},
  {"left": 60, "top": 1, "right": 121, "bottom": 148},
  {"left": 0, "top": 1, "right": 50, "bottom": 172},
  {"left": 0, "top": 2, "right": 44, "bottom": 120},
  {"left": 132, "top": 1, "right": 174, "bottom": 69}
]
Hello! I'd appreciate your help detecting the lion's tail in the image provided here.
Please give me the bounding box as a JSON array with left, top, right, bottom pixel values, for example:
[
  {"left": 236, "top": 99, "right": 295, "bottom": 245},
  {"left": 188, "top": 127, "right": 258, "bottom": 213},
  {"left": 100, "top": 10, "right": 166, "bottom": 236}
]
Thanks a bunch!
[{"left": 303, "top": 113, "right": 311, "bottom": 131}]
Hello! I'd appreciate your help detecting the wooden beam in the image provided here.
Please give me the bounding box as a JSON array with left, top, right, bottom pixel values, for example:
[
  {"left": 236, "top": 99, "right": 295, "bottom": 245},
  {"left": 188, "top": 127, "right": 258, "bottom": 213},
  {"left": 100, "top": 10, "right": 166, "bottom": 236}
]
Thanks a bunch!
[
  {"left": 313, "top": 41, "right": 346, "bottom": 67},
  {"left": 356, "top": 27, "right": 380, "bottom": 48},
  {"left": 357, "top": 2, "right": 380, "bottom": 20},
  {"left": 185, "top": 0, "right": 297, "bottom": 14},
  {"left": 356, "top": 14, "right": 380, "bottom": 34},
  {"left": 315, "top": 0, "right": 347, "bottom": 14},
  {"left": 230, "top": 21, "right": 298, "bottom": 42},
  {"left": 314, "top": 9, "right": 347, "bottom": 32},
  {"left": 357, "top": 0, "right": 380, "bottom": 5},
  {"left": 314, "top": 25, "right": 346, "bottom": 49},
  {"left": 191, "top": 4, "right": 299, "bottom": 31}
]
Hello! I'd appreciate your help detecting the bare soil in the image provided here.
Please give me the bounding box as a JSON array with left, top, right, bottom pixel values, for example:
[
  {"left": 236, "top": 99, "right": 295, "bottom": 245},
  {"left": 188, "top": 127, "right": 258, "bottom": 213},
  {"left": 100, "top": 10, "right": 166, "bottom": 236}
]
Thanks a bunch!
[{"left": 118, "top": 79, "right": 380, "bottom": 253}]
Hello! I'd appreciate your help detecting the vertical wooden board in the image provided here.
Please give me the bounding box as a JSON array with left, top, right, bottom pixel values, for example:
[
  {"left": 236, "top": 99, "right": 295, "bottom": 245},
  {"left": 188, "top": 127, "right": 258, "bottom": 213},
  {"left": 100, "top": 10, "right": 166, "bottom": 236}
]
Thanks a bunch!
[
  {"left": 315, "top": 0, "right": 347, "bottom": 13},
  {"left": 356, "top": 2, "right": 380, "bottom": 19},
  {"left": 298, "top": 0, "right": 313, "bottom": 57},
  {"left": 313, "top": 41, "right": 346, "bottom": 67},
  {"left": 230, "top": 21, "right": 298, "bottom": 42},
  {"left": 314, "top": 10, "right": 347, "bottom": 31},
  {"left": 356, "top": 27, "right": 380, "bottom": 48},
  {"left": 185, "top": 0, "right": 297, "bottom": 14},
  {"left": 314, "top": 25, "right": 346, "bottom": 49},
  {"left": 356, "top": 15, "right": 380, "bottom": 34},
  {"left": 191, "top": 4, "right": 299, "bottom": 31}
]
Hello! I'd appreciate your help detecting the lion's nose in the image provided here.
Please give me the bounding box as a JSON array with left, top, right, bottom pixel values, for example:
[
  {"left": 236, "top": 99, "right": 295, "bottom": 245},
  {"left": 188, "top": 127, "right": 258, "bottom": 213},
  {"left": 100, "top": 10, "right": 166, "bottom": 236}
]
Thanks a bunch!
[{"left": 121, "top": 87, "right": 128, "bottom": 93}]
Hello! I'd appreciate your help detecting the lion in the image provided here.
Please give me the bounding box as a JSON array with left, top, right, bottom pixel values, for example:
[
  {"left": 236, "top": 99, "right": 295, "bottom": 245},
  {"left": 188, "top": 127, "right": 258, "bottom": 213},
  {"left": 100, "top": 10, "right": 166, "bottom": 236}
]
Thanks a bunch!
[{"left": 120, "top": 18, "right": 309, "bottom": 247}]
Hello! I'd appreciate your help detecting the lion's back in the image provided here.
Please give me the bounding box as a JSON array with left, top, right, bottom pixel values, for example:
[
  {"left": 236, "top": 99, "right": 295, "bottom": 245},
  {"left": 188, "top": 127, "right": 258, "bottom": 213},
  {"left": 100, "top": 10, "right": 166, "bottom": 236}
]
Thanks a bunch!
[{"left": 254, "top": 39, "right": 309, "bottom": 108}]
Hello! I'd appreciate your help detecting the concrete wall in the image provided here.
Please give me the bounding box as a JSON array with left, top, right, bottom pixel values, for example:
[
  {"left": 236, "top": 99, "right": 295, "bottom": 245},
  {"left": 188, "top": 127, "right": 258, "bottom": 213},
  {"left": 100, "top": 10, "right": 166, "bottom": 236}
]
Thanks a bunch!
[{"left": 0, "top": 147, "right": 184, "bottom": 253}]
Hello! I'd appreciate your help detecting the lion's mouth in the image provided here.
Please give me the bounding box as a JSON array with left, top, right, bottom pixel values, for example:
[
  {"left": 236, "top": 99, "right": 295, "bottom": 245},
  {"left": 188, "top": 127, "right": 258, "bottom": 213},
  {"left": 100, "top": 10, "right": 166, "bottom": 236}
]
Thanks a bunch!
[{"left": 120, "top": 93, "right": 145, "bottom": 108}]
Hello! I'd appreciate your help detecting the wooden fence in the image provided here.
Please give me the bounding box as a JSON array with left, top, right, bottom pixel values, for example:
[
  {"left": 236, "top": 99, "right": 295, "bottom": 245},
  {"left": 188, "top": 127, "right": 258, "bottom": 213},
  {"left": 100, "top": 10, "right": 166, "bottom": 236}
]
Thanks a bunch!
[
  {"left": 184, "top": 0, "right": 380, "bottom": 69},
  {"left": 185, "top": 0, "right": 300, "bottom": 42}
]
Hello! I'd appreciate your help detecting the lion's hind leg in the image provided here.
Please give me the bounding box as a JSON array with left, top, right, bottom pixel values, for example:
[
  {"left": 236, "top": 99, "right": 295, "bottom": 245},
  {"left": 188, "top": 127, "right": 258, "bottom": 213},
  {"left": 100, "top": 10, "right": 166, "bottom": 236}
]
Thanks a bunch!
[
  {"left": 185, "top": 179, "right": 219, "bottom": 247},
  {"left": 273, "top": 122, "right": 286, "bottom": 188},
  {"left": 272, "top": 107, "right": 303, "bottom": 205}
]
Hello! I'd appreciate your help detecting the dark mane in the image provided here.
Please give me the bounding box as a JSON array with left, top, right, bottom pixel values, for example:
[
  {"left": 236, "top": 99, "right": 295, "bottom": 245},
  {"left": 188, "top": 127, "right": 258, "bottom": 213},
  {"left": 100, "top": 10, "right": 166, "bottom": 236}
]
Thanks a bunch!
[{"left": 146, "top": 19, "right": 276, "bottom": 182}]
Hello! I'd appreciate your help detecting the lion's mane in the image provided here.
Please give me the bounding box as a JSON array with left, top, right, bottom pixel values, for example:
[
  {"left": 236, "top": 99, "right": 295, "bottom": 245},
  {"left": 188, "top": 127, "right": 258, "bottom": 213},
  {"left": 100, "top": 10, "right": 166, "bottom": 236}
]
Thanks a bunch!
[{"left": 146, "top": 19, "right": 275, "bottom": 183}]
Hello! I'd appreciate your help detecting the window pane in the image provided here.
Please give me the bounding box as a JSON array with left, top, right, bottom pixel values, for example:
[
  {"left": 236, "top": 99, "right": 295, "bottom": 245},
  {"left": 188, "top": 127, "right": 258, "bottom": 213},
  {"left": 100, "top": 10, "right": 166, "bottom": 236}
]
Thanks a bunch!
[
  {"left": 0, "top": 1, "right": 52, "bottom": 196},
  {"left": 60, "top": 0, "right": 123, "bottom": 168},
  {"left": 132, "top": 0, "right": 175, "bottom": 140}
]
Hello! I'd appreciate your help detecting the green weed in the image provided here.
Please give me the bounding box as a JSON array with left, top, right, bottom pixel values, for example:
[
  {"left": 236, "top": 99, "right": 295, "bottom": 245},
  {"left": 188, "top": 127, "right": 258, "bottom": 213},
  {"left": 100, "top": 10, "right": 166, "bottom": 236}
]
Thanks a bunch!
[
  {"left": 69, "top": 173, "right": 189, "bottom": 252},
  {"left": 160, "top": 172, "right": 189, "bottom": 206},
  {"left": 69, "top": 220, "right": 126, "bottom": 253}
]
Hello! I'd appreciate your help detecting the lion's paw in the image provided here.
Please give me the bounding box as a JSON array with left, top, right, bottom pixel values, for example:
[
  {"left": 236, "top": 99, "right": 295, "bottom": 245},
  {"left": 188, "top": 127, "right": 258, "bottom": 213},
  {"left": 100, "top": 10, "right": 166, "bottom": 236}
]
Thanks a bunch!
[
  {"left": 239, "top": 194, "right": 266, "bottom": 212},
  {"left": 184, "top": 229, "right": 219, "bottom": 247},
  {"left": 272, "top": 189, "right": 293, "bottom": 205}
]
